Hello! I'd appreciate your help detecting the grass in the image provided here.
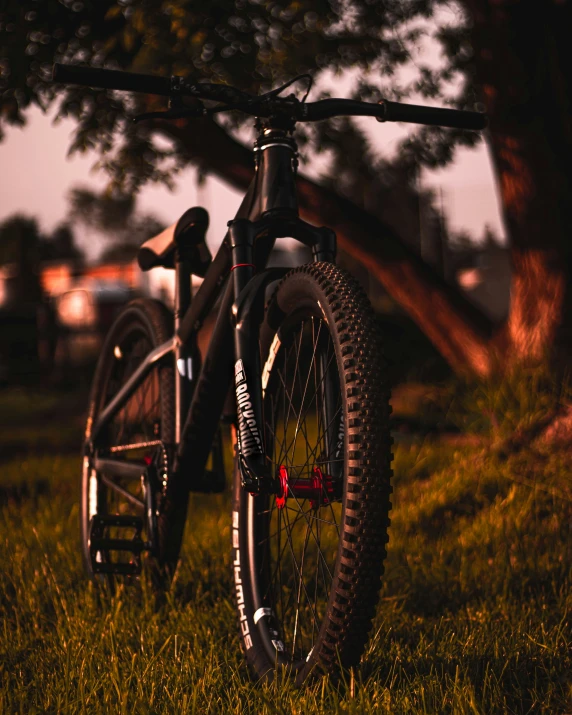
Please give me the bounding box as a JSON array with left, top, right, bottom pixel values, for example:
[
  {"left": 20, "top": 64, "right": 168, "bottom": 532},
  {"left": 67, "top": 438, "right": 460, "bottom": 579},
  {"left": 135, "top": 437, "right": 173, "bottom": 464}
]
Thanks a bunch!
[{"left": 1, "top": 385, "right": 571, "bottom": 713}]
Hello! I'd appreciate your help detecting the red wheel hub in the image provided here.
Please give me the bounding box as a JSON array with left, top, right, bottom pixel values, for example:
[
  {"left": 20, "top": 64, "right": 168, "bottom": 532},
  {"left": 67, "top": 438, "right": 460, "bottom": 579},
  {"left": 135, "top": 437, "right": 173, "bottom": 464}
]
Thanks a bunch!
[{"left": 276, "top": 465, "right": 335, "bottom": 509}]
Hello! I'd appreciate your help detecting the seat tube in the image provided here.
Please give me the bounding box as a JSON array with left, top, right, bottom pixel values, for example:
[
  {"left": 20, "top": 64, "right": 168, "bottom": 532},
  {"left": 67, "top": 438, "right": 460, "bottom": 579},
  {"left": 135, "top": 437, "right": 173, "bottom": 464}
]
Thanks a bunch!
[
  {"left": 174, "top": 254, "right": 193, "bottom": 444},
  {"left": 228, "top": 219, "right": 269, "bottom": 492}
]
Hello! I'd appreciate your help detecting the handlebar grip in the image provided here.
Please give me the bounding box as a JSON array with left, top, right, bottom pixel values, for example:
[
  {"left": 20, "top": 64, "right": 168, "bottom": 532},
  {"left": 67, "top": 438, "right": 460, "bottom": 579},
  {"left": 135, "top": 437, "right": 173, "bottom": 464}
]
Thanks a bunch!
[
  {"left": 301, "top": 99, "right": 486, "bottom": 130},
  {"left": 381, "top": 100, "right": 487, "bottom": 130},
  {"left": 52, "top": 63, "right": 172, "bottom": 96}
]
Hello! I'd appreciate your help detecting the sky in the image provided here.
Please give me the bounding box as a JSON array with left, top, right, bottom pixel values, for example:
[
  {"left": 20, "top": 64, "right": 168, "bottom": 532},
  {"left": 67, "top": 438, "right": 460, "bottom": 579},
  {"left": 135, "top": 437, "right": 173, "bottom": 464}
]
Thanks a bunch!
[
  {"left": 0, "top": 104, "right": 506, "bottom": 262},
  {"left": 0, "top": 107, "right": 241, "bottom": 260},
  {"left": 0, "top": 5, "right": 507, "bottom": 262}
]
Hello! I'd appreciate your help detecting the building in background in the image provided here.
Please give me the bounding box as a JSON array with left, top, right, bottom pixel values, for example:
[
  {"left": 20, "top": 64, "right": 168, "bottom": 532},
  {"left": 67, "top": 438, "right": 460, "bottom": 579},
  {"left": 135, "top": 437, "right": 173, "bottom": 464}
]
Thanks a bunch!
[{"left": 0, "top": 242, "right": 313, "bottom": 379}]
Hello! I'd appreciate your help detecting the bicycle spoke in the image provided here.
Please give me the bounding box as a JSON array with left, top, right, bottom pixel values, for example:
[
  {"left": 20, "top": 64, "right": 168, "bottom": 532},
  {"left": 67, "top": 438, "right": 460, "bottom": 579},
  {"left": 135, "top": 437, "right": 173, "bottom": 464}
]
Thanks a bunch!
[{"left": 257, "top": 311, "right": 347, "bottom": 661}]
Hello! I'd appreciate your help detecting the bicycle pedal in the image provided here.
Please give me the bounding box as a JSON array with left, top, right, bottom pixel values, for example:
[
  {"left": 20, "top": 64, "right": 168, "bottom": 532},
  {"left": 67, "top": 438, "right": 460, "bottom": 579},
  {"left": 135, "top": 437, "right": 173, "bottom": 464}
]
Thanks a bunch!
[{"left": 89, "top": 514, "right": 147, "bottom": 576}]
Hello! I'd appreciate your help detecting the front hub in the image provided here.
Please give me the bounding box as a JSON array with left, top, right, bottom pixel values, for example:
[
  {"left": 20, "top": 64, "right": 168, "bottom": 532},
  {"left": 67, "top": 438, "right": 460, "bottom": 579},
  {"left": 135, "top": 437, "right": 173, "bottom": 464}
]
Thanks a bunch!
[{"left": 276, "top": 465, "right": 335, "bottom": 509}]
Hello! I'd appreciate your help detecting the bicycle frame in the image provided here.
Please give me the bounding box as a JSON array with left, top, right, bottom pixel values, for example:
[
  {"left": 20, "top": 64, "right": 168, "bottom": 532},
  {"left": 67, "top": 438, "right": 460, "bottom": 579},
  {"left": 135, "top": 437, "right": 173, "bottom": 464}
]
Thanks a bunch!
[{"left": 88, "top": 120, "right": 337, "bottom": 494}]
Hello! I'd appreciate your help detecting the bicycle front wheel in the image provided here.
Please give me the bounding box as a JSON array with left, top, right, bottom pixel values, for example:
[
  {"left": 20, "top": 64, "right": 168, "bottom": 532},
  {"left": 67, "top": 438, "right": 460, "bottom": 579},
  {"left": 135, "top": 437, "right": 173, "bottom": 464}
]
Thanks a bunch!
[{"left": 232, "top": 263, "right": 392, "bottom": 683}]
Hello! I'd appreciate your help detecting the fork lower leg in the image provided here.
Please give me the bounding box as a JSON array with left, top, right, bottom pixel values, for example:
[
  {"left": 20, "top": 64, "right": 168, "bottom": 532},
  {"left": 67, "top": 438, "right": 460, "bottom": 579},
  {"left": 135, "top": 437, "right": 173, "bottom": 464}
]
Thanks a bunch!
[{"left": 228, "top": 219, "right": 273, "bottom": 494}]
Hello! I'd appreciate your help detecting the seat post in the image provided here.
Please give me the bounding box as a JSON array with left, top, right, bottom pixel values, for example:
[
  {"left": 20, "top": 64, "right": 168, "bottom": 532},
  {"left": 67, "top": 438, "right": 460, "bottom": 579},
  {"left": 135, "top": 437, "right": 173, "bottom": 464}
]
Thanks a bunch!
[{"left": 174, "top": 252, "right": 192, "bottom": 444}]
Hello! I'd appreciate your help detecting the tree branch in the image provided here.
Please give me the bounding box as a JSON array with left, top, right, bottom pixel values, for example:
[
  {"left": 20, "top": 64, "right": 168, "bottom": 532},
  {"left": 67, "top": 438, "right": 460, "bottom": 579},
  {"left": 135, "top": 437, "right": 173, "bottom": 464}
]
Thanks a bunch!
[{"left": 163, "top": 118, "right": 496, "bottom": 376}]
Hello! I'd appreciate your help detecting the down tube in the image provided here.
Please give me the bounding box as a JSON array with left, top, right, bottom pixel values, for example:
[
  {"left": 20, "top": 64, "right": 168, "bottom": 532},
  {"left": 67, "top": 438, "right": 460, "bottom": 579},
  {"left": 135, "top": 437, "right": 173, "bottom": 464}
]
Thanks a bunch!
[
  {"left": 174, "top": 275, "right": 238, "bottom": 486},
  {"left": 175, "top": 174, "right": 276, "bottom": 485},
  {"left": 175, "top": 243, "right": 274, "bottom": 484}
]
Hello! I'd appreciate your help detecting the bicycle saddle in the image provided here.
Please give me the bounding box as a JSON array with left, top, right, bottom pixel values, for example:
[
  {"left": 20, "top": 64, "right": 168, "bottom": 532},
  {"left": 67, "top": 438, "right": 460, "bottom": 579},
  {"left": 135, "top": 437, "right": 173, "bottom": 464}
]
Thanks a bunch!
[{"left": 137, "top": 206, "right": 211, "bottom": 275}]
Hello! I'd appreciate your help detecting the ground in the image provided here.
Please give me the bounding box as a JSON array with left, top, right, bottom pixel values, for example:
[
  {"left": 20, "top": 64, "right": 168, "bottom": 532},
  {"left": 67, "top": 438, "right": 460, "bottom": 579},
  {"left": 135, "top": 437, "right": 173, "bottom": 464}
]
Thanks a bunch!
[{"left": 1, "top": 383, "right": 570, "bottom": 713}]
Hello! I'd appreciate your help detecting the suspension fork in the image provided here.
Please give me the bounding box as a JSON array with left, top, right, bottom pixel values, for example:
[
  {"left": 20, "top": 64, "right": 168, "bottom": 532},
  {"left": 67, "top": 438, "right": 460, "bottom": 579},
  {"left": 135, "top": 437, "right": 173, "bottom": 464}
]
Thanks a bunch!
[
  {"left": 228, "top": 214, "right": 338, "bottom": 493},
  {"left": 229, "top": 219, "right": 273, "bottom": 494}
]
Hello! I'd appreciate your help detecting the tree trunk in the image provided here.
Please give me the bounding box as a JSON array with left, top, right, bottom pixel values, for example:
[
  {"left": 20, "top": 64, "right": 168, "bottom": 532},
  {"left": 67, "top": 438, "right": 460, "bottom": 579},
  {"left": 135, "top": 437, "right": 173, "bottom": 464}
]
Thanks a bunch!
[
  {"left": 163, "top": 0, "right": 572, "bottom": 379},
  {"left": 164, "top": 120, "right": 496, "bottom": 377},
  {"left": 466, "top": 0, "right": 572, "bottom": 371}
]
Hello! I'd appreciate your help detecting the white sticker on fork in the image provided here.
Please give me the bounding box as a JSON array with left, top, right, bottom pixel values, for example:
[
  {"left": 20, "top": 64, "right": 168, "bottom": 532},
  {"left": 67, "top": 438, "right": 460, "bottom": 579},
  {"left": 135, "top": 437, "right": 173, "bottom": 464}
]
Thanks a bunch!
[
  {"left": 253, "top": 607, "right": 273, "bottom": 624},
  {"left": 261, "top": 333, "right": 281, "bottom": 397}
]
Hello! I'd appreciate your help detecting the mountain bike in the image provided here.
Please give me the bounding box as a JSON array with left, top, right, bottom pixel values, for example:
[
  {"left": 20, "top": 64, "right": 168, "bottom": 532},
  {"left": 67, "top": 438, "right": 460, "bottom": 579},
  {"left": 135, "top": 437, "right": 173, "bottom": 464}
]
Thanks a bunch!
[{"left": 52, "top": 62, "right": 486, "bottom": 684}]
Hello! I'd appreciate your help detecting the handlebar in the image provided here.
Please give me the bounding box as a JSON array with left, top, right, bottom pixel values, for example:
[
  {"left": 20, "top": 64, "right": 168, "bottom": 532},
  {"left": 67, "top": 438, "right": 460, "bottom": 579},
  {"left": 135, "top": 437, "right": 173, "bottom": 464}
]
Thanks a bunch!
[
  {"left": 53, "top": 63, "right": 172, "bottom": 96},
  {"left": 301, "top": 98, "right": 486, "bottom": 130},
  {"left": 52, "top": 63, "right": 487, "bottom": 131}
]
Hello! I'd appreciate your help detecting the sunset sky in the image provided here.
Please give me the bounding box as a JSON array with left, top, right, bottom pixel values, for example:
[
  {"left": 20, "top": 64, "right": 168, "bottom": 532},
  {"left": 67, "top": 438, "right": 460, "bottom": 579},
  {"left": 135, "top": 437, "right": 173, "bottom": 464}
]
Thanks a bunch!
[{"left": 0, "top": 105, "right": 505, "bottom": 262}]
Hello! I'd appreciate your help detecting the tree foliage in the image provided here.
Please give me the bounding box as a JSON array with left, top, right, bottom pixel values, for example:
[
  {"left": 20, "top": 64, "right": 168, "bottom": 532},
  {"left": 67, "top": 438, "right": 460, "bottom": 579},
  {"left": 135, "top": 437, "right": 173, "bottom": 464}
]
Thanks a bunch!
[
  {"left": 68, "top": 185, "right": 165, "bottom": 245},
  {"left": 0, "top": 0, "right": 482, "bottom": 194},
  {"left": 0, "top": 214, "right": 83, "bottom": 267},
  {"left": 0, "top": 214, "right": 81, "bottom": 305},
  {"left": 3, "top": 1, "right": 572, "bottom": 382}
]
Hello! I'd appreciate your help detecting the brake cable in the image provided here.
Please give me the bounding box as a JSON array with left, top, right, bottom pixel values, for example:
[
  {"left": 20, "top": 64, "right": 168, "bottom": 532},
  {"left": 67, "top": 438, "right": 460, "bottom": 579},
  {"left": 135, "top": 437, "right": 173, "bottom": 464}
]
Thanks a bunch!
[{"left": 132, "top": 73, "right": 314, "bottom": 124}]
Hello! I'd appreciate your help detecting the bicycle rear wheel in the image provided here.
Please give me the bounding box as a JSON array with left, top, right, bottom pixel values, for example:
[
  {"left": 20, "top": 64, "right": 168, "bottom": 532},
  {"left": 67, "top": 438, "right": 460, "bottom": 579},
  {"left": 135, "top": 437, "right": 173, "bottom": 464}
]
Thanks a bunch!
[
  {"left": 232, "top": 263, "right": 392, "bottom": 683},
  {"left": 81, "top": 299, "right": 186, "bottom": 588}
]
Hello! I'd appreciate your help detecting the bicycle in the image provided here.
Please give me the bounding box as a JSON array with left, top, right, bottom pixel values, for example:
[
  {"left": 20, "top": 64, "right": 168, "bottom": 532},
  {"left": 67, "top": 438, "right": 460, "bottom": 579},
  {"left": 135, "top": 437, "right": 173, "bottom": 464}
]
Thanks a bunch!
[{"left": 52, "top": 62, "right": 486, "bottom": 684}]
